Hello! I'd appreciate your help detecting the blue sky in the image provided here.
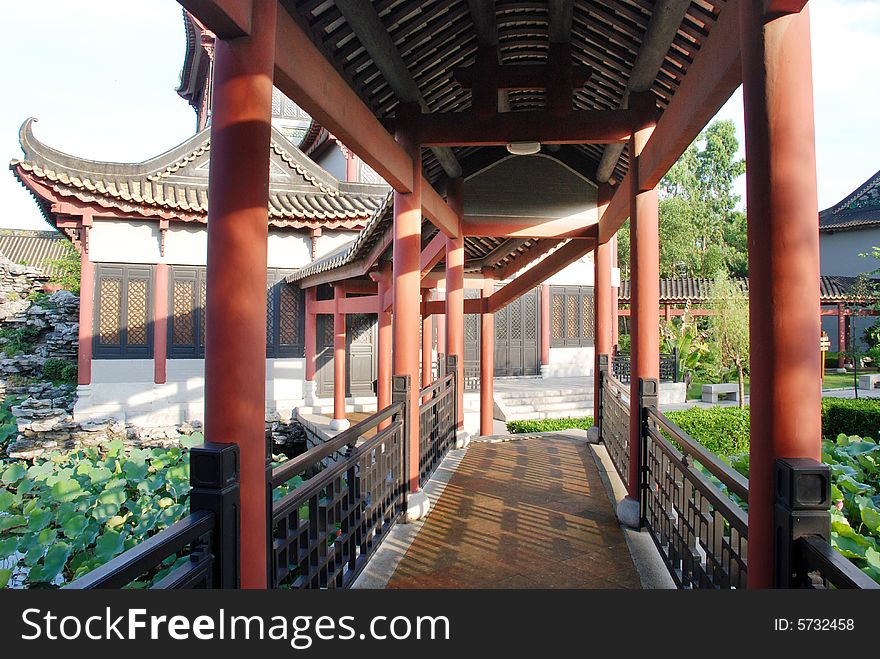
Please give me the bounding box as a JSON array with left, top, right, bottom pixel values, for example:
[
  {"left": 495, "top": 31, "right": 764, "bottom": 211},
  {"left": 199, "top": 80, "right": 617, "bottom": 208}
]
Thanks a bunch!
[{"left": 1, "top": 0, "right": 878, "bottom": 230}]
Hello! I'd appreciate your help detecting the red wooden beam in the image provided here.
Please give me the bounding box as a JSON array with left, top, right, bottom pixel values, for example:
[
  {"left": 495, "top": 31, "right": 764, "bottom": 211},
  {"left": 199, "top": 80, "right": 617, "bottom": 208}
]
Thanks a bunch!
[
  {"left": 420, "top": 232, "right": 447, "bottom": 276},
  {"left": 274, "top": 8, "right": 412, "bottom": 193},
  {"left": 765, "top": 0, "right": 808, "bottom": 16},
  {"left": 423, "top": 298, "right": 483, "bottom": 316},
  {"left": 422, "top": 186, "right": 460, "bottom": 238},
  {"left": 598, "top": 3, "right": 741, "bottom": 243},
  {"left": 339, "top": 295, "right": 380, "bottom": 314},
  {"left": 463, "top": 217, "right": 599, "bottom": 239},
  {"left": 487, "top": 240, "right": 595, "bottom": 313},
  {"left": 408, "top": 109, "right": 645, "bottom": 146},
  {"left": 179, "top": 0, "right": 252, "bottom": 38},
  {"left": 492, "top": 239, "right": 564, "bottom": 281}
]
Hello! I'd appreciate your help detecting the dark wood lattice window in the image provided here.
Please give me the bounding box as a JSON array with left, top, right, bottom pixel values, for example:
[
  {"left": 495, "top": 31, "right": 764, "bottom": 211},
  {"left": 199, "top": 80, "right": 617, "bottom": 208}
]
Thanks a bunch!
[
  {"left": 93, "top": 264, "right": 153, "bottom": 359},
  {"left": 169, "top": 266, "right": 206, "bottom": 358},
  {"left": 267, "top": 268, "right": 304, "bottom": 358},
  {"left": 550, "top": 286, "right": 594, "bottom": 348}
]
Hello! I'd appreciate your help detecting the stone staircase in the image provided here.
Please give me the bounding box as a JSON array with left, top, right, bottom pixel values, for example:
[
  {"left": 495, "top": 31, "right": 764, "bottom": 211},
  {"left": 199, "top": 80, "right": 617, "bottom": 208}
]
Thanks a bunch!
[{"left": 494, "top": 384, "right": 594, "bottom": 422}]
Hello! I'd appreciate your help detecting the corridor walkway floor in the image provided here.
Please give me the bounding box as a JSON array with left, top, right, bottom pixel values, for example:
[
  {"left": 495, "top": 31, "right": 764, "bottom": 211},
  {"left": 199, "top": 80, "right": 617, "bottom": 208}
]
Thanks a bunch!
[{"left": 386, "top": 435, "right": 641, "bottom": 589}]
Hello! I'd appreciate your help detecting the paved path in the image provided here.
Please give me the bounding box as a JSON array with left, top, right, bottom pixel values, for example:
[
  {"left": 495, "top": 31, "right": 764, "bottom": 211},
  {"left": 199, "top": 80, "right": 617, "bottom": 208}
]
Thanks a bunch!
[{"left": 385, "top": 435, "right": 640, "bottom": 589}]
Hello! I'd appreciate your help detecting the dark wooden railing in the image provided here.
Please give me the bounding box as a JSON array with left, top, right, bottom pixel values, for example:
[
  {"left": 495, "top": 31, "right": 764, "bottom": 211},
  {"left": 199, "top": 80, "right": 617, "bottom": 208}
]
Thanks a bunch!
[
  {"left": 643, "top": 399, "right": 749, "bottom": 588},
  {"left": 418, "top": 356, "right": 457, "bottom": 487},
  {"left": 66, "top": 443, "right": 240, "bottom": 589},
  {"left": 268, "top": 377, "right": 409, "bottom": 589},
  {"left": 597, "top": 353, "right": 877, "bottom": 590},
  {"left": 596, "top": 356, "right": 630, "bottom": 489},
  {"left": 611, "top": 349, "right": 678, "bottom": 384}
]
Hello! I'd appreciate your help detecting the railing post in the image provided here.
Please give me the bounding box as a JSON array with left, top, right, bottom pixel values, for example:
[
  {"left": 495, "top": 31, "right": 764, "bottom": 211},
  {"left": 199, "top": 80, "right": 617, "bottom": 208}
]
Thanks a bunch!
[
  {"left": 638, "top": 378, "right": 659, "bottom": 526},
  {"left": 774, "top": 458, "right": 831, "bottom": 588},
  {"left": 596, "top": 354, "right": 609, "bottom": 442},
  {"left": 392, "top": 374, "right": 411, "bottom": 511},
  {"left": 189, "top": 442, "right": 241, "bottom": 589},
  {"left": 446, "top": 354, "right": 458, "bottom": 431}
]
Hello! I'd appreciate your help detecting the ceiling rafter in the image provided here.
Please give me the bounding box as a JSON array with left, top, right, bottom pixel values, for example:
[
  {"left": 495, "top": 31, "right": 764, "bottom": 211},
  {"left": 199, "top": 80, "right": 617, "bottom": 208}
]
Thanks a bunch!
[{"left": 334, "top": 0, "right": 462, "bottom": 179}]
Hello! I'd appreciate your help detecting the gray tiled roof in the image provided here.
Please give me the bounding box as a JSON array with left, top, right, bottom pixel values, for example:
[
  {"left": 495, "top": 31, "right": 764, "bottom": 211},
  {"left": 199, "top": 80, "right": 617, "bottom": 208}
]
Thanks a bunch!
[
  {"left": 0, "top": 229, "right": 69, "bottom": 276},
  {"left": 819, "top": 169, "right": 880, "bottom": 232},
  {"left": 618, "top": 275, "right": 876, "bottom": 303},
  {"left": 10, "top": 118, "right": 388, "bottom": 228}
]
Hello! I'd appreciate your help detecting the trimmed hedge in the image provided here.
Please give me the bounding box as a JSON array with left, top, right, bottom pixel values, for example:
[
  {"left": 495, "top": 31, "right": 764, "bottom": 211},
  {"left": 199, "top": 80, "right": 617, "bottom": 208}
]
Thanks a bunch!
[
  {"left": 821, "top": 398, "right": 880, "bottom": 441},
  {"left": 664, "top": 407, "right": 750, "bottom": 457},
  {"left": 506, "top": 417, "right": 593, "bottom": 434},
  {"left": 506, "top": 398, "right": 880, "bottom": 455}
]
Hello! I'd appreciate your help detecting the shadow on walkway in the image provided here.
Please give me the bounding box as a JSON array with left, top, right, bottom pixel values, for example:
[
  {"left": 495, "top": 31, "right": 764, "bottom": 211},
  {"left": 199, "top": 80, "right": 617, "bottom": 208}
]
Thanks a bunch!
[{"left": 386, "top": 435, "right": 641, "bottom": 589}]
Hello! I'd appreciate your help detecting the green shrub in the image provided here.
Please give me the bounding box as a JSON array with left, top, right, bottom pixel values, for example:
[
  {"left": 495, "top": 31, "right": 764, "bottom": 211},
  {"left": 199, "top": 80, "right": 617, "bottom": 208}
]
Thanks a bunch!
[
  {"left": 0, "top": 326, "right": 40, "bottom": 356},
  {"left": 821, "top": 398, "right": 880, "bottom": 441},
  {"left": 664, "top": 407, "right": 751, "bottom": 457},
  {"left": 42, "top": 358, "right": 77, "bottom": 384},
  {"left": 0, "top": 399, "right": 18, "bottom": 450},
  {"left": 25, "top": 291, "right": 49, "bottom": 306},
  {"left": 507, "top": 417, "right": 593, "bottom": 434}
]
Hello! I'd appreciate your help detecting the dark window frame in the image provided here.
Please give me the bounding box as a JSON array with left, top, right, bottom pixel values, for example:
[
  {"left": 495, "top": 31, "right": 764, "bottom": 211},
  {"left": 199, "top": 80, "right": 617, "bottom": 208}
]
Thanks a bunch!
[
  {"left": 550, "top": 285, "right": 595, "bottom": 348},
  {"left": 93, "top": 263, "right": 154, "bottom": 359},
  {"left": 168, "top": 265, "right": 206, "bottom": 359}
]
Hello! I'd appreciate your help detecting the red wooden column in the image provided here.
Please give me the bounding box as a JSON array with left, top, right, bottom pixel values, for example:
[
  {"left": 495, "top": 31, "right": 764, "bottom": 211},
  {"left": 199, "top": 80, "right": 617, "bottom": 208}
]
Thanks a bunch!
[
  {"left": 304, "top": 287, "right": 317, "bottom": 403},
  {"left": 623, "top": 118, "right": 660, "bottom": 523},
  {"left": 837, "top": 304, "right": 846, "bottom": 368},
  {"left": 445, "top": 178, "right": 465, "bottom": 430},
  {"left": 422, "top": 290, "right": 433, "bottom": 390},
  {"left": 77, "top": 220, "right": 94, "bottom": 386},
  {"left": 611, "top": 234, "right": 620, "bottom": 348},
  {"left": 203, "top": 0, "right": 276, "bottom": 589},
  {"left": 153, "top": 263, "right": 169, "bottom": 385},
  {"left": 480, "top": 268, "right": 495, "bottom": 436},
  {"left": 375, "top": 265, "right": 392, "bottom": 422},
  {"left": 330, "top": 285, "right": 349, "bottom": 431},
  {"left": 392, "top": 125, "right": 423, "bottom": 494},
  {"left": 540, "top": 284, "right": 551, "bottom": 375},
  {"left": 741, "top": 0, "right": 821, "bottom": 589},
  {"left": 594, "top": 186, "right": 613, "bottom": 422}
]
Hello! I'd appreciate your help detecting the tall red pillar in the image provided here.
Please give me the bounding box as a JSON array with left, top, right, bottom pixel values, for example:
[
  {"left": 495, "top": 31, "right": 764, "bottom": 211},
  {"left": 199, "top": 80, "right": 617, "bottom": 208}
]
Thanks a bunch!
[
  {"left": 304, "top": 287, "right": 316, "bottom": 382},
  {"left": 331, "top": 286, "right": 349, "bottom": 431},
  {"left": 626, "top": 120, "right": 660, "bottom": 513},
  {"left": 375, "top": 266, "right": 392, "bottom": 425},
  {"left": 741, "top": 1, "right": 821, "bottom": 589},
  {"left": 393, "top": 128, "right": 422, "bottom": 494},
  {"left": 540, "top": 284, "right": 551, "bottom": 374},
  {"left": 422, "top": 290, "right": 433, "bottom": 390},
  {"left": 594, "top": 186, "right": 613, "bottom": 422},
  {"left": 77, "top": 231, "right": 93, "bottom": 386},
  {"left": 153, "top": 263, "right": 169, "bottom": 385},
  {"left": 445, "top": 178, "right": 465, "bottom": 430},
  {"left": 203, "top": 0, "right": 276, "bottom": 589},
  {"left": 837, "top": 304, "right": 846, "bottom": 368},
  {"left": 611, "top": 234, "right": 620, "bottom": 348},
  {"left": 480, "top": 268, "right": 495, "bottom": 436}
]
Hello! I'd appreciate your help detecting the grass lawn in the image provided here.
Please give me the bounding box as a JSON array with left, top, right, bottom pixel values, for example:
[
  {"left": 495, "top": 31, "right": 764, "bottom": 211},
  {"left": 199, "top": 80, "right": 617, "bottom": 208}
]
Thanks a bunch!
[{"left": 822, "top": 367, "right": 880, "bottom": 390}]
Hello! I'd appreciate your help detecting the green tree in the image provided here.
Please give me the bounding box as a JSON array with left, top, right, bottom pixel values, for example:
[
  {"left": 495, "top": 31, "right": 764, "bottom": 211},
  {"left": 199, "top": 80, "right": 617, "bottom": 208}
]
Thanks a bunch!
[
  {"left": 47, "top": 241, "right": 81, "bottom": 295},
  {"left": 708, "top": 270, "right": 750, "bottom": 408},
  {"left": 617, "top": 120, "right": 747, "bottom": 278}
]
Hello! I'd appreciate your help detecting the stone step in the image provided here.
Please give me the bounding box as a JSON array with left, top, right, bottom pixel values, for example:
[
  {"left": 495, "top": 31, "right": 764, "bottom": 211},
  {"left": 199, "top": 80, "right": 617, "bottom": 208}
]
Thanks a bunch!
[
  {"left": 496, "top": 387, "right": 588, "bottom": 400},
  {"left": 497, "top": 393, "right": 593, "bottom": 406},
  {"left": 502, "top": 399, "right": 594, "bottom": 414}
]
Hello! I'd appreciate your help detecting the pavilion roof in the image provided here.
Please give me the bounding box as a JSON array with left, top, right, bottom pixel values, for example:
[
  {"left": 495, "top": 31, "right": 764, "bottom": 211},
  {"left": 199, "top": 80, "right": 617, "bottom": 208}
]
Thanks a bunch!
[
  {"left": 0, "top": 229, "right": 69, "bottom": 277},
  {"left": 282, "top": 0, "right": 728, "bottom": 186},
  {"left": 618, "top": 275, "right": 879, "bottom": 304},
  {"left": 287, "top": 191, "right": 552, "bottom": 286},
  {"left": 10, "top": 118, "right": 388, "bottom": 229},
  {"left": 819, "top": 168, "right": 880, "bottom": 232}
]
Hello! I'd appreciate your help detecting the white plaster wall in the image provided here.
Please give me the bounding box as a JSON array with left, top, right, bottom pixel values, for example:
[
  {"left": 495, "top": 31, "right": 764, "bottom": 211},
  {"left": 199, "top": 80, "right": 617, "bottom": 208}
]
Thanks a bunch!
[
  {"left": 820, "top": 228, "right": 880, "bottom": 276},
  {"left": 164, "top": 225, "right": 208, "bottom": 265},
  {"left": 545, "top": 346, "right": 595, "bottom": 378},
  {"left": 90, "top": 219, "right": 161, "bottom": 264},
  {"left": 315, "top": 231, "right": 358, "bottom": 258},
  {"left": 267, "top": 230, "right": 311, "bottom": 268},
  {"left": 75, "top": 358, "right": 308, "bottom": 426}
]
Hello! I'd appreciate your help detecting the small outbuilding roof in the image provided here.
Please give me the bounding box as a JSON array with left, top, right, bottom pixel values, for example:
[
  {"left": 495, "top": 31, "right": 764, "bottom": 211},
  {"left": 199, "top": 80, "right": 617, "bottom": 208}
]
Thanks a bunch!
[{"left": 819, "top": 168, "right": 880, "bottom": 233}]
